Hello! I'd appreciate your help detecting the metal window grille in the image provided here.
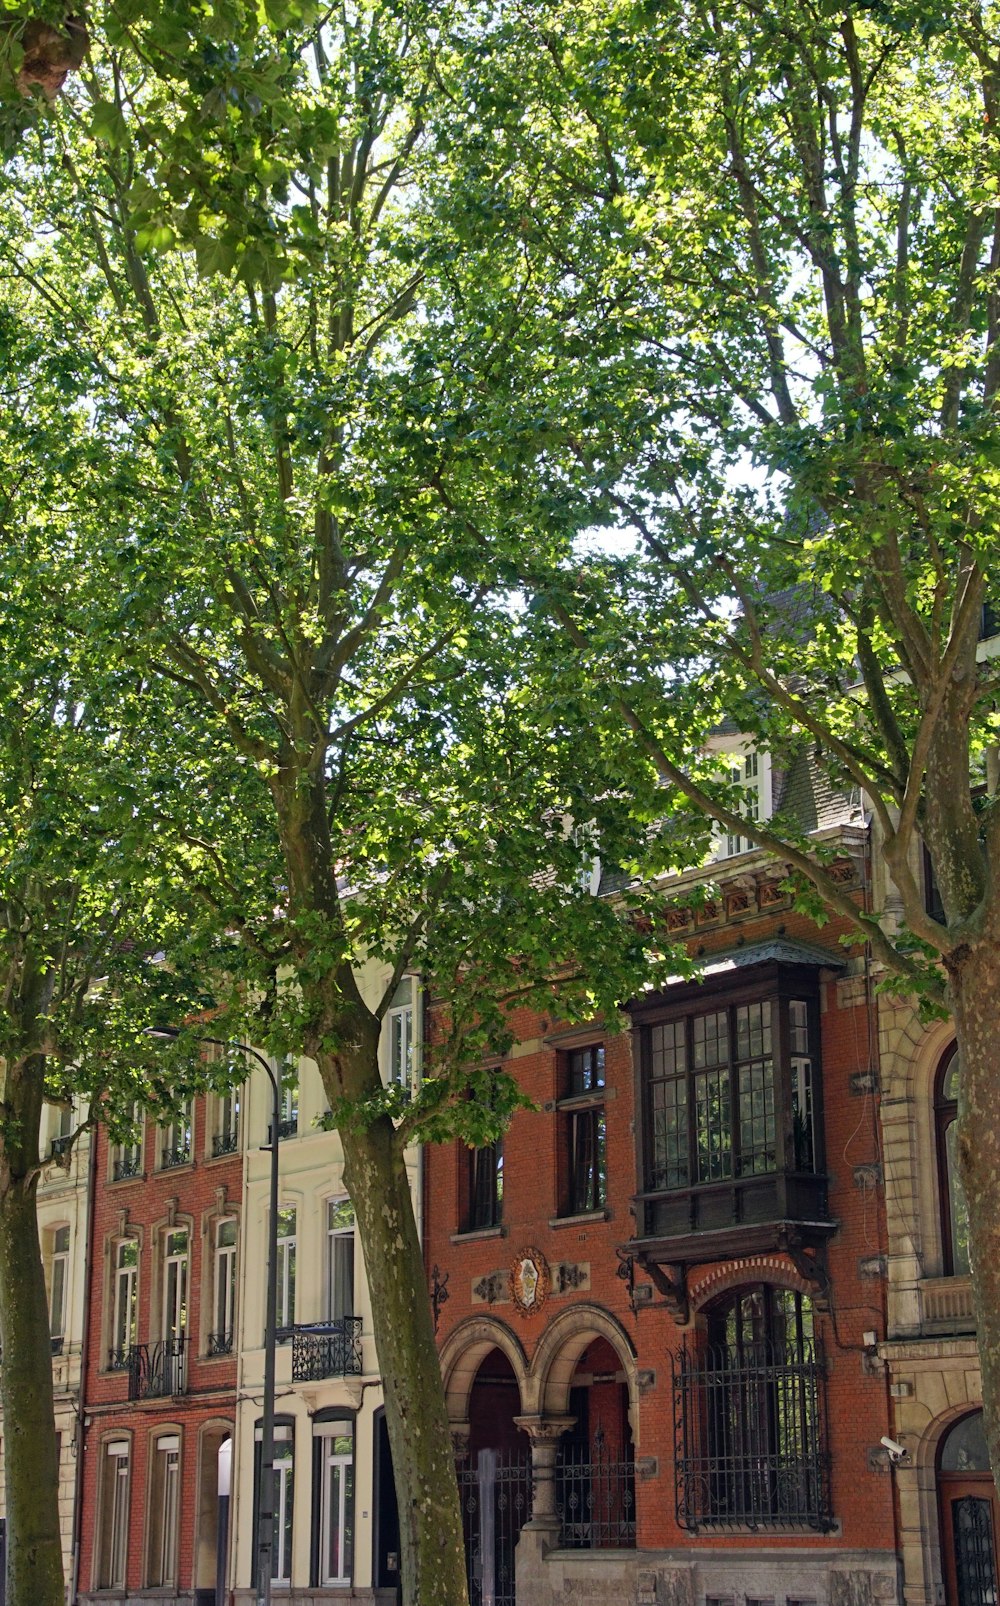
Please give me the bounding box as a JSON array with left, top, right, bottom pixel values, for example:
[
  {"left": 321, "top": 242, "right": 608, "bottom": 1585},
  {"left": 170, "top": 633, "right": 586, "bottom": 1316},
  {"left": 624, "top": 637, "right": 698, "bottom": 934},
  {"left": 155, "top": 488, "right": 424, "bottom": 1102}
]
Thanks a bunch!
[
  {"left": 212, "top": 1129, "right": 239, "bottom": 1157},
  {"left": 284, "top": 1317, "right": 363, "bottom": 1381},
  {"left": 113, "top": 1154, "right": 143, "bottom": 1181},
  {"left": 127, "top": 1337, "right": 188, "bottom": 1400},
  {"left": 556, "top": 1426, "right": 636, "bottom": 1549},
  {"left": 672, "top": 1338, "right": 832, "bottom": 1532},
  {"left": 159, "top": 1144, "right": 191, "bottom": 1170},
  {"left": 207, "top": 1329, "right": 234, "bottom": 1356},
  {"left": 458, "top": 1448, "right": 532, "bottom": 1606}
]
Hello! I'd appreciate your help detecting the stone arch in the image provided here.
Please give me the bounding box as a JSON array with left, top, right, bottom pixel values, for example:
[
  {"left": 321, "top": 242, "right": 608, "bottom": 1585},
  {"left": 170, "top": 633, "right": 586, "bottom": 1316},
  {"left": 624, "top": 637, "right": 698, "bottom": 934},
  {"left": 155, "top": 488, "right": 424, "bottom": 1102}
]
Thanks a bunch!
[
  {"left": 688, "top": 1255, "right": 816, "bottom": 1313},
  {"left": 438, "top": 1315, "right": 529, "bottom": 1424},
  {"left": 529, "top": 1304, "right": 638, "bottom": 1424}
]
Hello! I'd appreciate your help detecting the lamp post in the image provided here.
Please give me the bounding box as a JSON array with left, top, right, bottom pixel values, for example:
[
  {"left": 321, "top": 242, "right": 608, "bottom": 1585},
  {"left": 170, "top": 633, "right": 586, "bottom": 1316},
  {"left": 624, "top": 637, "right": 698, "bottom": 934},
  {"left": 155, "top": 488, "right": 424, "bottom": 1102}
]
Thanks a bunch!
[{"left": 146, "top": 1028, "right": 281, "bottom": 1606}]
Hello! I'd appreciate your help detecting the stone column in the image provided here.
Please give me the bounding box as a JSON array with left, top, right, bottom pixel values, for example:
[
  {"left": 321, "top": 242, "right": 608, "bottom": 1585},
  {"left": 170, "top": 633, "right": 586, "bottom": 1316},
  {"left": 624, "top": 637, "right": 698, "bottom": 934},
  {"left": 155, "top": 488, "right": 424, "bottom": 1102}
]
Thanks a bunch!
[{"left": 515, "top": 1414, "right": 575, "bottom": 1531}]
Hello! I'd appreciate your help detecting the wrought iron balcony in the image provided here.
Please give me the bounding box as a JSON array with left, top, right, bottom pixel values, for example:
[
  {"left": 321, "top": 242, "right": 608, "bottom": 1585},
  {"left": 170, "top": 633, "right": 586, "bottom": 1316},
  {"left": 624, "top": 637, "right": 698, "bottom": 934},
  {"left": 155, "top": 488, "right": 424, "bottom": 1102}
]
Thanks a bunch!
[
  {"left": 281, "top": 1317, "right": 363, "bottom": 1381},
  {"left": 268, "top": 1117, "right": 298, "bottom": 1142},
  {"left": 557, "top": 1428, "right": 636, "bottom": 1549},
  {"left": 160, "top": 1144, "right": 191, "bottom": 1170},
  {"left": 124, "top": 1337, "right": 189, "bottom": 1400},
  {"left": 212, "top": 1129, "right": 239, "bottom": 1157},
  {"left": 113, "top": 1154, "right": 143, "bottom": 1181},
  {"left": 207, "top": 1329, "right": 233, "bottom": 1356}
]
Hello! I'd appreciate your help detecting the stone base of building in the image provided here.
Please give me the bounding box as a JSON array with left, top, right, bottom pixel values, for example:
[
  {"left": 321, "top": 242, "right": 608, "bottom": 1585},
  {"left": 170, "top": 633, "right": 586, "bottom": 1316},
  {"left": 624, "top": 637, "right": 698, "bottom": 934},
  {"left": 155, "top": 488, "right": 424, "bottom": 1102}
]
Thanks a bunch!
[
  {"left": 231, "top": 1590, "right": 389, "bottom": 1604},
  {"left": 516, "top": 1535, "right": 902, "bottom": 1606}
]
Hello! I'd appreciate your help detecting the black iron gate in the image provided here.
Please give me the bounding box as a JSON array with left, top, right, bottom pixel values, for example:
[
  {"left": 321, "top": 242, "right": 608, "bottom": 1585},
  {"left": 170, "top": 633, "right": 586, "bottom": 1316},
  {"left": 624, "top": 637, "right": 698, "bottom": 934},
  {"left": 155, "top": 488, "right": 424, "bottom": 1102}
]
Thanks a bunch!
[{"left": 458, "top": 1448, "right": 532, "bottom": 1606}]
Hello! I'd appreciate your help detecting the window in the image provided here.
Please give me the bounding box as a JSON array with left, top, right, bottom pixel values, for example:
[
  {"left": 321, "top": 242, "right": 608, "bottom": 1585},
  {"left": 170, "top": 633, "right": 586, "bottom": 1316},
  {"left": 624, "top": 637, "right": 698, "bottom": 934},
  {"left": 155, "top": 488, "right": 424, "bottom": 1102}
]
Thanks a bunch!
[
  {"left": 936, "top": 1045, "right": 970, "bottom": 1276},
  {"left": 386, "top": 979, "right": 415, "bottom": 1089},
  {"left": 646, "top": 995, "right": 818, "bottom": 1191},
  {"left": 146, "top": 1433, "right": 180, "bottom": 1587},
  {"left": 48, "top": 1226, "right": 70, "bottom": 1352},
  {"left": 159, "top": 1102, "right": 192, "bottom": 1169},
  {"left": 50, "top": 1101, "right": 73, "bottom": 1158},
  {"left": 717, "top": 749, "right": 770, "bottom": 859},
  {"left": 255, "top": 1423, "right": 295, "bottom": 1584},
  {"left": 113, "top": 1104, "right": 143, "bottom": 1181},
  {"left": 277, "top": 1206, "right": 297, "bottom": 1330},
  {"left": 98, "top": 1439, "right": 131, "bottom": 1589},
  {"left": 673, "top": 1285, "right": 831, "bottom": 1531},
  {"left": 326, "top": 1199, "right": 355, "bottom": 1323},
  {"left": 467, "top": 1139, "right": 503, "bottom": 1231},
  {"left": 313, "top": 1418, "right": 354, "bottom": 1587},
  {"left": 213, "top": 1088, "right": 240, "bottom": 1157},
  {"left": 210, "top": 1218, "right": 238, "bottom": 1353},
  {"left": 163, "top": 1229, "right": 189, "bottom": 1341},
  {"left": 272, "top": 1063, "right": 299, "bottom": 1140},
  {"left": 110, "top": 1240, "right": 138, "bottom": 1367},
  {"left": 561, "top": 1046, "right": 607, "bottom": 1217}
]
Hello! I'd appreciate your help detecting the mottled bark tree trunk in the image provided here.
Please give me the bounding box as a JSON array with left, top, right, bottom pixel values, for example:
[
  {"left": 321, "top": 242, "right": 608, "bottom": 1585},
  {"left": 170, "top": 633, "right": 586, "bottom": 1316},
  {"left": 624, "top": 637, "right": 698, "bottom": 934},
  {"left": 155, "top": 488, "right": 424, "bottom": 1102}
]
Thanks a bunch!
[
  {"left": 950, "top": 940, "right": 1000, "bottom": 1495},
  {"left": 334, "top": 1102, "right": 469, "bottom": 1606},
  {"left": 0, "top": 1055, "right": 64, "bottom": 1606}
]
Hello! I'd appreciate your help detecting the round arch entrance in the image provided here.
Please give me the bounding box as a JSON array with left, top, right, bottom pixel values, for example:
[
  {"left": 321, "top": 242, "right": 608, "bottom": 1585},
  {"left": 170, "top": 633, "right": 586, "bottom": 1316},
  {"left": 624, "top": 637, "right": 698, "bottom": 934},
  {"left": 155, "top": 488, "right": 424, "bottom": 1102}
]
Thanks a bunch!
[{"left": 938, "top": 1410, "right": 1000, "bottom": 1606}]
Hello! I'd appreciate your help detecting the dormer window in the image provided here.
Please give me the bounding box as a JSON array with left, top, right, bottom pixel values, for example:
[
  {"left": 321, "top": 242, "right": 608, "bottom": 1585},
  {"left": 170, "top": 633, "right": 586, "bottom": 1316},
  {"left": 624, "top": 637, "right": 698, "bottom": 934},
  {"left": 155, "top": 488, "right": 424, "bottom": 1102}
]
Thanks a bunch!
[{"left": 713, "top": 746, "right": 772, "bottom": 860}]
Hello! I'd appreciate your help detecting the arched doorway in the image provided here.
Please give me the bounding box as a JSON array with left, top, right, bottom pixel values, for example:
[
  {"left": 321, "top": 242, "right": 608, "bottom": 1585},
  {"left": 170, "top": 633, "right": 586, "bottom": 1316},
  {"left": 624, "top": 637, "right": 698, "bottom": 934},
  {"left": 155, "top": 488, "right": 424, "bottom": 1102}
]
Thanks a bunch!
[
  {"left": 939, "top": 1411, "right": 999, "bottom": 1606},
  {"left": 558, "top": 1337, "right": 635, "bottom": 1549},
  {"left": 373, "top": 1408, "right": 401, "bottom": 1599},
  {"left": 460, "top": 1348, "right": 530, "bottom": 1606}
]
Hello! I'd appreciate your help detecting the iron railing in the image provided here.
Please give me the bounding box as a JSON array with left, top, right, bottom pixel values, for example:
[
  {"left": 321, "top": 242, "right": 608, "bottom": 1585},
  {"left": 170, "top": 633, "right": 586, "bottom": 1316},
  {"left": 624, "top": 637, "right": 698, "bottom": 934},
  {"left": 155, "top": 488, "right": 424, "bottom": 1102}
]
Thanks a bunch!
[
  {"left": 458, "top": 1448, "right": 532, "bottom": 1606},
  {"left": 672, "top": 1339, "right": 833, "bottom": 1532},
  {"left": 113, "top": 1154, "right": 142, "bottom": 1181},
  {"left": 107, "top": 1347, "right": 131, "bottom": 1372},
  {"left": 556, "top": 1426, "right": 636, "bottom": 1549},
  {"left": 159, "top": 1144, "right": 191, "bottom": 1170},
  {"left": 207, "top": 1329, "right": 233, "bottom": 1356},
  {"left": 268, "top": 1117, "right": 298, "bottom": 1142},
  {"left": 212, "top": 1129, "right": 239, "bottom": 1157},
  {"left": 126, "top": 1337, "right": 189, "bottom": 1400},
  {"left": 49, "top": 1135, "right": 73, "bottom": 1160},
  {"left": 283, "top": 1317, "right": 363, "bottom": 1381}
]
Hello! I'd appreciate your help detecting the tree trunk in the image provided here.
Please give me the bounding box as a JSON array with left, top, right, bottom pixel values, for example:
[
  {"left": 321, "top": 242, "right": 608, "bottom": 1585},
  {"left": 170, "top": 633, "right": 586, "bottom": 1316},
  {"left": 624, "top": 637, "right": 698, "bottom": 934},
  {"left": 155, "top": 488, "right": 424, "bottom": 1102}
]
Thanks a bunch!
[
  {"left": 0, "top": 1169, "right": 64, "bottom": 1606},
  {"left": 950, "top": 938, "right": 1000, "bottom": 1497},
  {"left": 339, "top": 1109, "right": 469, "bottom": 1606}
]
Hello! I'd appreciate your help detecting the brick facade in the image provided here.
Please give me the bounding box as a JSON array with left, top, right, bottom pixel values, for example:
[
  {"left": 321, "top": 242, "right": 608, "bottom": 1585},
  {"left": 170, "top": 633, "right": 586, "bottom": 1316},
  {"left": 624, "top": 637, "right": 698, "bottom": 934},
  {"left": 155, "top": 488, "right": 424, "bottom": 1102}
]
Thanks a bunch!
[{"left": 77, "top": 1094, "right": 240, "bottom": 1604}]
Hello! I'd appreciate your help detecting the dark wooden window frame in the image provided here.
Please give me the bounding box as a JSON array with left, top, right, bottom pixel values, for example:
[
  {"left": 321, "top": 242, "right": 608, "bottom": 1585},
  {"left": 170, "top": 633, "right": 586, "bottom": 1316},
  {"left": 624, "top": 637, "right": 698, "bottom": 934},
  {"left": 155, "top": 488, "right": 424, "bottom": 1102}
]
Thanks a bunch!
[
  {"left": 935, "top": 1042, "right": 967, "bottom": 1277},
  {"left": 636, "top": 965, "right": 824, "bottom": 1197},
  {"left": 559, "top": 1044, "right": 607, "bottom": 1218}
]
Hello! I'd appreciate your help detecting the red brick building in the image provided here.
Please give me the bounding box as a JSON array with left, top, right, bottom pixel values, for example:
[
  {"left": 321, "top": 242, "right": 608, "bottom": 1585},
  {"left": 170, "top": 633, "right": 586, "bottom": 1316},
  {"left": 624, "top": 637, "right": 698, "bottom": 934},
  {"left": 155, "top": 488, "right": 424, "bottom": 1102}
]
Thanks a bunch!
[
  {"left": 426, "top": 800, "right": 900, "bottom": 1606},
  {"left": 77, "top": 1089, "right": 241, "bottom": 1605}
]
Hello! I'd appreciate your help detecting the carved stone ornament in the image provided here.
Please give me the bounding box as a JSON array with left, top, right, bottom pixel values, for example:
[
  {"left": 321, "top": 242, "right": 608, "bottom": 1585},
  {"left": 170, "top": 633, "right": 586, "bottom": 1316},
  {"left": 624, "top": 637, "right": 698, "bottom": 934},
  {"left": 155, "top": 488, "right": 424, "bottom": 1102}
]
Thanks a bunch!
[{"left": 509, "top": 1246, "right": 551, "bottom": 1318}]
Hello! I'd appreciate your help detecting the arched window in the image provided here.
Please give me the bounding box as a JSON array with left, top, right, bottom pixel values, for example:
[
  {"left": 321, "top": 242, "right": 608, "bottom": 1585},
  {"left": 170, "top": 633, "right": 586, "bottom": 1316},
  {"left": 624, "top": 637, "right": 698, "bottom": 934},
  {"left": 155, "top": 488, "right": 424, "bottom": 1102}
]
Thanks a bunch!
[
  {"left": 936, "top": 1046, "right": 971, "bottom": 1276},
  {"left": 674, "top": 1284, "right": 832, "bottom": 1532},
  {"left": 938, "top": 1411, "right": 1000, "bottom": 1606}
]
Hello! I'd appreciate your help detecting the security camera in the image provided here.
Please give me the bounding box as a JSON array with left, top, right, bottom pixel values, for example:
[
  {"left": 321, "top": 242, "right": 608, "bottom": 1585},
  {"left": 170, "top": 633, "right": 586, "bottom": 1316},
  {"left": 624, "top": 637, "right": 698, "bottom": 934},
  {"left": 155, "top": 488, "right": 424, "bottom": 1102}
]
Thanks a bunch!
[{"left": 880, "top": 1436, "right": 909, "bottom": 1463}]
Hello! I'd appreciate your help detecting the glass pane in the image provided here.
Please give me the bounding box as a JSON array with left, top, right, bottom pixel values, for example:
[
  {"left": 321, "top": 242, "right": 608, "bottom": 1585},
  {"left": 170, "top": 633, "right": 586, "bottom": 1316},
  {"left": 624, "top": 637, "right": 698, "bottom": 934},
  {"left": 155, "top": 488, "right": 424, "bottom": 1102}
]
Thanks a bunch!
[
  {"left": 694, "top": 1065, "right": 732, "bottom": 1182},
  {"left": 650, "top": 1075, "right": 688, "bottom": 1189},
  {"left": 693, "top": 1010, "right": 729, "bottom": 1069},
  {"left": 942, "top": 1054, "right": 961, "bottom": 1104},
  {"left": 218, "top": 1218, "right": 237, "bottom": 1247},
  {"left": 738, "top": 1059, "right": 776, "bottom": 1175},
  {"left": 941, "top": 1412, "right": 991, "bottom": 1473},
  {"left": 327, "top": 1197, "right": 355, "bottom": 1231},
  {"left": 945, "top": 1119, "right": 972, "bottom": 1274}
]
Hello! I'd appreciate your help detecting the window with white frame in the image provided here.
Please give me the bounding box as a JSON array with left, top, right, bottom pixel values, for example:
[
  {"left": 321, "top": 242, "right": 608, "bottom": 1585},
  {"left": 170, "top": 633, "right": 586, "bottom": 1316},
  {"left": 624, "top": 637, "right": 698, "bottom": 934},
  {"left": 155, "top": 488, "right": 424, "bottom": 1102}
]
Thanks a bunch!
[
  {"left": 50, "top": 1101, "right": 74, "bottom": 1157},
  {"left": 386, "top": 979, "right": 414, "bottom": 1088},
  {"left": 113, "top": 1103, "right": 143, "bottom": 1181},
  {"left": 256, "top": 1422, "right": 295, "bottom": 1584},
  {"left": 111, "top": 1239, "right": 138, "bottom": 1366},
  {"left": 213, "top": 1087, "right": 240, "bottom": 1157},
  {"left": 272, "top": 1061, "right": 299, "bottom": 1139},
  {"left": 276, "top": 1206, "right": 297, "bottom": 1330},
  {"left": 326, "top": 1199, "right": 355, "bottom": 1323},
  {"left": 159, "top": 1101, "right": 192, "bottom": 1169},
  {"left": 210, "top": 1218, "right": 237, "bottom": 1353},
  {"left": 98, "top": 1439, "right": 130, "bottom": 1589},
  {"left": 146, "top": 1433, "right": 180, "bottom": 1587},
  {"left": 315, "top": 1418, "right": 354, "bottom": 1586},
  {"left": 163, "top": 1229, "right": 189, "bottom": 1341},
  {"left": 48, "top": 1225, "right": 70, "bottom": 1350},
  {"left": 714, "top": 747, "right": 772, "bottom": 859}
]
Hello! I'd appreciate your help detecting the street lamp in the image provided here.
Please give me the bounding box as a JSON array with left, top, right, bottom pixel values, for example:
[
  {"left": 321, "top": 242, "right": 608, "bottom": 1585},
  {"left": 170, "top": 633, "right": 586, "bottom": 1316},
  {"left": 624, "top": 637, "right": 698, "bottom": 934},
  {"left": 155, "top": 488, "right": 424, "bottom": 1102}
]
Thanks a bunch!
[{"left": 146, "top": 1027, "right": 281, "bottom": 1606}]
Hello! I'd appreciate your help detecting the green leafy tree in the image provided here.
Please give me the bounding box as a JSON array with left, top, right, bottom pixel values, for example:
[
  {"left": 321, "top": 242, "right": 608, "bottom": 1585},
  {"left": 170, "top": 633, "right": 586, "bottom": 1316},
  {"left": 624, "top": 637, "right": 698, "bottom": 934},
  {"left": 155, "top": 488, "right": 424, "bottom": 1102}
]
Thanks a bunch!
[
  {"left": 0, "top": 13, "right": 682, "bottom": 1601},
  {"left": 0, "top": 298, "right": 229, "bottom": 1605},
  {"left": 442, "top": 0, "right": 1000, "bottom": 1484}
]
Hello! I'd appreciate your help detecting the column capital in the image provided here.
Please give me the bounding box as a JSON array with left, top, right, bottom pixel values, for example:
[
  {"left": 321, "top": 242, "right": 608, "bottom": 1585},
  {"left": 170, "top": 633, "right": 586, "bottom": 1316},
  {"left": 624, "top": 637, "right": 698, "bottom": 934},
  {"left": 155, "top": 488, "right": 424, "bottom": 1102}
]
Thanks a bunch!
[{"left": 514, "top": 1414, "right": 575, "bottom": 1444}]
